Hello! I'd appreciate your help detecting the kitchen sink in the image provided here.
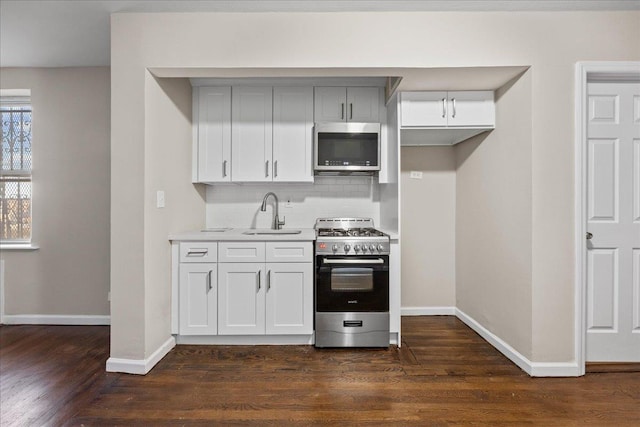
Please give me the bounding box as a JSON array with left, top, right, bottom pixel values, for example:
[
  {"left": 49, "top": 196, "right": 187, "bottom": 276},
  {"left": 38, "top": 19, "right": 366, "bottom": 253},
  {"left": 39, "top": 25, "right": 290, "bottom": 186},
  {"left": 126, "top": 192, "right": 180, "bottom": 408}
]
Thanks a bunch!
[{"left": 243, "top": 229, "right": 302, "bottom": 235}]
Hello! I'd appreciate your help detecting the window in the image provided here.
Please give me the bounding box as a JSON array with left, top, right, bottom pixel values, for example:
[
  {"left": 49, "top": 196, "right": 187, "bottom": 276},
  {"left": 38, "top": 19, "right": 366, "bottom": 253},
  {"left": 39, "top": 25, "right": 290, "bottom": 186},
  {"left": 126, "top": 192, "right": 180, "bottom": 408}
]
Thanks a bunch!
[{"left": 1, "top": 96, "right": 32, "bottom": 242}]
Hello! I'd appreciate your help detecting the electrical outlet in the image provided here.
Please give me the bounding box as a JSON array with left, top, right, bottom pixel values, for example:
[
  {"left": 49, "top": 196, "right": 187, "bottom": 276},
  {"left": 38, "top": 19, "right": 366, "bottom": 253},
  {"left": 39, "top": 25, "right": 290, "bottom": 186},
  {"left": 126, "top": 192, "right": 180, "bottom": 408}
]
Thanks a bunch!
[{"left": 410, "top": 171, "right": 423, "bottom": 179}]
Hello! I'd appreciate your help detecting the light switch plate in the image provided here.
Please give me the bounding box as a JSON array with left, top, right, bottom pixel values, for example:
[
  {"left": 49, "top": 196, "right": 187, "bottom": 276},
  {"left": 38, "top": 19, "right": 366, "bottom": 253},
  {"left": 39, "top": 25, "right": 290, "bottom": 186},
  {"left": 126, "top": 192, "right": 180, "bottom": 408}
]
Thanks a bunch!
[
  {"left": 410, "top": 171, "right": 423, "bottom": 179},
  {"left": 156, "top": 190, "right": 165, "bottom": 208}
]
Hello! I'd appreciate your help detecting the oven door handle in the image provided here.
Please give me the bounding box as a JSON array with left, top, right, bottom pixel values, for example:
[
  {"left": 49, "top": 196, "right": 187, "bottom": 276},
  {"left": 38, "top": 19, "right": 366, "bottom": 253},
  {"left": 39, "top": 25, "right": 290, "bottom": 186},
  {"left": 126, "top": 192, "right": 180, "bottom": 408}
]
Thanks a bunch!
[{"left": 323, "top": 258, "right": 385, "bottom": 265}]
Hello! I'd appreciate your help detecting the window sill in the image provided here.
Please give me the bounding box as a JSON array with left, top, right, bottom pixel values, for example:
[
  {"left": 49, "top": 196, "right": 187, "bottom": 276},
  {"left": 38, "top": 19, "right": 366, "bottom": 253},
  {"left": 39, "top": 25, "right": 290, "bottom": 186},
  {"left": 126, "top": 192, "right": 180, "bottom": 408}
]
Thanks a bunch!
[{"left": 0, "top": 243, "right": 39, "bottom": 251}]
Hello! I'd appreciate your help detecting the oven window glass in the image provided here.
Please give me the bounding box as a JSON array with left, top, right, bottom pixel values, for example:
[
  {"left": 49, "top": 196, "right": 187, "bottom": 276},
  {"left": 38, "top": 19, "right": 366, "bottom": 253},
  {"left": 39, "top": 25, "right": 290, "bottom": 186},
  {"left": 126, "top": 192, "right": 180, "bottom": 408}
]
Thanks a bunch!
[
  {"left": 317, "top": 132, "right": 378, "bottom": 166},
  {"left": 331, "top": 268, "right": 373, "bottom": 292}
]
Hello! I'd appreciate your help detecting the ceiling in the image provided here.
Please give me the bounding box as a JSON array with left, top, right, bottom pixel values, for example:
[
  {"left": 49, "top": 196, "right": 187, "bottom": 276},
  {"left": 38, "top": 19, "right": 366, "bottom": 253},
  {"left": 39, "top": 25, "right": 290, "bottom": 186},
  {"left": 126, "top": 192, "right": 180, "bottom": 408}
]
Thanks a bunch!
[{"left": 1, "top": 0, "right": 639, "bottom": 67}]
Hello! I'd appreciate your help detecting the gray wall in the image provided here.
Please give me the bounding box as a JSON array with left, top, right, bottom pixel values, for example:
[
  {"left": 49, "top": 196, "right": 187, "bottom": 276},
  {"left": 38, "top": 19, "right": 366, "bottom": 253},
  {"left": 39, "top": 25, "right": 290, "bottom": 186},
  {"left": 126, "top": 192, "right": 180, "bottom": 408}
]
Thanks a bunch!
[
  {"left": 0, "top": 67, "right": 110, "bottom": 318},
  {"left": 401, "top": 146, "right": 456, "bottom": 309},
  {"left": 110, "top": 11, "right": 640, "bottom": 363},
  {"left": 455, "top": 71, "right": 533, "bottom": 358}
]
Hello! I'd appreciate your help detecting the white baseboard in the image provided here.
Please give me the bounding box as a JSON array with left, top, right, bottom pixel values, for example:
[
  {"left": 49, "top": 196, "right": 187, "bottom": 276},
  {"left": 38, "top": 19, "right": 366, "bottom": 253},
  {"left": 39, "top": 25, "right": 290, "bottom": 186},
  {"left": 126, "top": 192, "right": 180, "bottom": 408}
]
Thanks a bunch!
[
  {"left": 529, "top": 362, "right": 582, "bottom": 377},
  {"left": 176, "top": 334, "right": 313, "bottom": 345},
  {"left": 454, "top": 309, "right": 580, "bottom": 377},
  {"left": 401, "top": 306, "right": 456, "bottom": 316},
  {"left": 2, "top": 314, "right": 110, "bottom": 325},
  {"left": 106, "top": 336, "right": 176, "bottom": 375}
]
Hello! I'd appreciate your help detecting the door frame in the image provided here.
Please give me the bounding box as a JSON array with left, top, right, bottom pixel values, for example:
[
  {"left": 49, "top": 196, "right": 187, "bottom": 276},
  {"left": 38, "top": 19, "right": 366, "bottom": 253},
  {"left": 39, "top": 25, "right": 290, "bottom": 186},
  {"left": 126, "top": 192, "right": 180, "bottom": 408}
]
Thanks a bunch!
[{"left": 574, "top": 61, "right": 640, "bottom": 375}]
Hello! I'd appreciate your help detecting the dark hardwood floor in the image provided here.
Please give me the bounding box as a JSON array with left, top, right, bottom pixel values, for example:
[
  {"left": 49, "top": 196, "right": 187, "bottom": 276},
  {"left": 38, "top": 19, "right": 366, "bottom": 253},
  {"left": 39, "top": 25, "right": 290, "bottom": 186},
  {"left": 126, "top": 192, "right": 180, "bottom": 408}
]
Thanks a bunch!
[{"left": 1, "top": 317, "right": 639, "bottom": 426}]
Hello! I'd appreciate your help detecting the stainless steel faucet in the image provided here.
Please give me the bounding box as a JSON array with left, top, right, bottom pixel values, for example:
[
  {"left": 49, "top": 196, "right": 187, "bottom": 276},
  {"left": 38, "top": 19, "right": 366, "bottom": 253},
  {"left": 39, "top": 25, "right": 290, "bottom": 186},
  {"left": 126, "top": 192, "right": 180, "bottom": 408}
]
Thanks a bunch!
[{"left": 260, "top": 192, "right": 285, "bottom": 230}]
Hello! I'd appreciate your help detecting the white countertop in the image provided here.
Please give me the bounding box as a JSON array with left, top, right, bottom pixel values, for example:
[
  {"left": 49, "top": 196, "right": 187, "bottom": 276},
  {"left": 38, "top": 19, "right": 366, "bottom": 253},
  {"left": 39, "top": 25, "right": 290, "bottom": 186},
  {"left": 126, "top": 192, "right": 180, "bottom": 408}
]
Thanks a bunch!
[{"left": 169, "top": 228, "right": 317, "bottom": 242}]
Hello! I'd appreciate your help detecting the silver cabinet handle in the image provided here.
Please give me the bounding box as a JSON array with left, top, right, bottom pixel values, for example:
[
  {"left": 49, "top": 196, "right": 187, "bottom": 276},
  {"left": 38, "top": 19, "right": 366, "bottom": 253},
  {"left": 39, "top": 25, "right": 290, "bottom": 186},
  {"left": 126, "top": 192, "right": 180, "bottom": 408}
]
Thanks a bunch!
[
  {"left": 323, "top": 258, "right": 385, "bottom": 264},
  {"left": 442, "top": 98, "right": 446, "bottom": 118},
  {"left": 451, "top": 98, "right": 456, "bottom": 118},
  {"left": 223, "top": 160, "right": 228, "bottom": 177},
  {"left": 265, "top": 160, "right": 269, "bottom": 177},
  {"left": 186, "top": 249, "right": 208, "bottom": 257},
  {"left": 207, "top": 270, "right": 213, "bottom": 292},
  {"left": 257, "top": 270, "right": 261, "bottom": 291},
  {"left": 341, "top": 103, "right": 345, "bottom": 120},
  {"left": 267, "top": 270, "right": 271, "bottom": 291},
  {"left": 350, "top": 103, "right": 353, "bottom": 120},
  {"left": 586, "top": 232, "right": 593, "bottom": 240},
  {"left": 274, "top": 160, "right": 278, "bottom": 178}
]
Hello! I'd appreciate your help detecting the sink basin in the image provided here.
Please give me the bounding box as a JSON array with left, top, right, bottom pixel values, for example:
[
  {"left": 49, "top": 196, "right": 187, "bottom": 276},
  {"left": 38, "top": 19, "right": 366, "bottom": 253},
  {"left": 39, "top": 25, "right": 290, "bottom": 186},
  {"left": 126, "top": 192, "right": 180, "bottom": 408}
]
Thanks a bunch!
[{"left": 243, "top": 229, "right": 302, "bottom": 235}]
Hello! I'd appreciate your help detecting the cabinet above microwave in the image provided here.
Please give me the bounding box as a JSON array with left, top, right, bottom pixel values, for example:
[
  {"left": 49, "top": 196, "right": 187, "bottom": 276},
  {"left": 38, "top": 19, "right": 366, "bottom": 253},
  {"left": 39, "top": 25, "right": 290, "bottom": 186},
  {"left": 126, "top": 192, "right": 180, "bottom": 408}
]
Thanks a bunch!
[{"left": 399, "top": 91, "right": 495, "bottom": 146}]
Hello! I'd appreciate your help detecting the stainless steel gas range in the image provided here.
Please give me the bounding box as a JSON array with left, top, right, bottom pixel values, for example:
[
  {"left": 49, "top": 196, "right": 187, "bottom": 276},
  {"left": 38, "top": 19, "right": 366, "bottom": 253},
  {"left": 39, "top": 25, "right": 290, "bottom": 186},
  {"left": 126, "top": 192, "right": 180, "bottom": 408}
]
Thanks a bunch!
[{"left": 314, "top": 218, "right": 390, "bottom": 348}]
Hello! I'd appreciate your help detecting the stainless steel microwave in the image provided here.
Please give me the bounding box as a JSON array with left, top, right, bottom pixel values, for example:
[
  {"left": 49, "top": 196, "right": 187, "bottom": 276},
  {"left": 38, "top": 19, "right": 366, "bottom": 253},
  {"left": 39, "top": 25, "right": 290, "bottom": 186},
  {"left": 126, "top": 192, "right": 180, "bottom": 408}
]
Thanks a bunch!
[{"left": 314, "top": 122, "right": 381, "bottom": 174}]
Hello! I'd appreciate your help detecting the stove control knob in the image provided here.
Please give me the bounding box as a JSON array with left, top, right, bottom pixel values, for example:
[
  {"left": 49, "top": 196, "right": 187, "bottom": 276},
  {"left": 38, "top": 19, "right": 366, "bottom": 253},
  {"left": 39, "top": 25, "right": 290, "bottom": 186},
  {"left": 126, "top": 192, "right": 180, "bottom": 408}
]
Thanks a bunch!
[
  {"left": 332, "top": 244, "right": 339, "bottom": 252},
  {"left": 369, "top": 244, "right": 376, "bottom": 252},
  {"left": 361, "top": 245, "right": 368, "bottom": 252},
  {"left": 354, "top": 244, "right": 361, "bottom": 252},
  {"left": 344, "top": 244, "right": 351, "bottom": 252},
  {"left": 377, "top": 244, "right": 385, "bottom": 251}
]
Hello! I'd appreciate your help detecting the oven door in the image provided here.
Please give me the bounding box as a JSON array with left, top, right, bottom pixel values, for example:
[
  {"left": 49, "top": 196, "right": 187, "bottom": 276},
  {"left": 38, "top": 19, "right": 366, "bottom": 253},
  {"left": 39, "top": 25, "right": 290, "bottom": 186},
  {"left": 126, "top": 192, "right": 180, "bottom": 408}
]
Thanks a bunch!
[{"left": 315, "top": 255, "right": 389, "bottom": 312}]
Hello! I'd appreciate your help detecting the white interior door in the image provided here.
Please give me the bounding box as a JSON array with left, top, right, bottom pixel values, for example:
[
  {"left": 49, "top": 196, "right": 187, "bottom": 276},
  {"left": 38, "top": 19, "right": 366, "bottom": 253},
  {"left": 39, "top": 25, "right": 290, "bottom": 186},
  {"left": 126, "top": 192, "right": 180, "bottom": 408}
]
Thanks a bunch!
[{"left": 586, "top": 81, "right": 640, "bottom": 362}]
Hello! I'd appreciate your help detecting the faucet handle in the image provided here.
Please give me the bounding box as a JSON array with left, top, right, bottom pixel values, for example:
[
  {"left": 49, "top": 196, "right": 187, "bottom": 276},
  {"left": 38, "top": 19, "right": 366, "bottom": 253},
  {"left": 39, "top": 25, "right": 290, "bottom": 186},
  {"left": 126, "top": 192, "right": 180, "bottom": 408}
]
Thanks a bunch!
[{"left": 277, "top": 216, "right": 286, "bottom": 230}]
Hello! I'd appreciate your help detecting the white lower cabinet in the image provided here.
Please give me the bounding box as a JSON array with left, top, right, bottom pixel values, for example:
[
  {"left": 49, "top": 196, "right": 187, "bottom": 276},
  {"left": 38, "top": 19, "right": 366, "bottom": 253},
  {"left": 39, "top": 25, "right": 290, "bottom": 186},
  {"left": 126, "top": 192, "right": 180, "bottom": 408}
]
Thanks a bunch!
[
  {"left": 179, "top": 263, "right": 217, "bottom": 335},
  {"left": 175, "top": 240, "right": 313, "bottom": 338},
  {"left": 265, "top": 263, "right": 313, "bottom": 335},
  {"left": 218, "top": 262, "right": 266, "bottom": 335},
  {"left": 217, "top": 241, "right": 313, "bottom": 336}
]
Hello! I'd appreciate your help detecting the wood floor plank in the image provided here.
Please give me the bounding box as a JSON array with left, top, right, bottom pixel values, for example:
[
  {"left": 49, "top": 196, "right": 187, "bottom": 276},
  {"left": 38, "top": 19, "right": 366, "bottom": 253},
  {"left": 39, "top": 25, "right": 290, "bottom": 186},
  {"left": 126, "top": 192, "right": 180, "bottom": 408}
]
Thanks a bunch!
[{"left": 1, "top": 317, "right": 639, "bottom": 426}]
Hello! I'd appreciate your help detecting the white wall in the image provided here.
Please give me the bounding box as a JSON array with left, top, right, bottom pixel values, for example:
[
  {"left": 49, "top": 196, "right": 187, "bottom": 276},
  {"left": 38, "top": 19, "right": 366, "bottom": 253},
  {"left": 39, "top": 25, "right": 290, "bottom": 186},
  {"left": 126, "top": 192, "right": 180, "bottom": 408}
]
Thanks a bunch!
[
  {"left": 110, "top": 11, "right": 640, "bottom": 364},
  {"left": 0, "top": 67, "right": 110, "bottom": 319},
  {"left": 205, "top": 176, "right": 379, "bottom": 229},
  {"left": 400, "top": 147, "right": 456, "bottom": 309}
]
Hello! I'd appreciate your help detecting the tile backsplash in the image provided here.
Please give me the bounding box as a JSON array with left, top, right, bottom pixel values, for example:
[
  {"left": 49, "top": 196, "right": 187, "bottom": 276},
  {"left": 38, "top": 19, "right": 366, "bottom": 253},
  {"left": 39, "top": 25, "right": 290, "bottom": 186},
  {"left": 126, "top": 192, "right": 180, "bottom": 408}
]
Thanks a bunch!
[{"left": 205, "top": 176, "right": 380, "bottom": 229}]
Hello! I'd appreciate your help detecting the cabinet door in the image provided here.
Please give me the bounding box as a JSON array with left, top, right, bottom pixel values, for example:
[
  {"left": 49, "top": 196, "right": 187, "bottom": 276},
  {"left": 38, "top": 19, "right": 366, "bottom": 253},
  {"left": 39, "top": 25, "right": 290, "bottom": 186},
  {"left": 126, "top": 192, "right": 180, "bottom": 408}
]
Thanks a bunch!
[
  {"left": 218, "top": 263, "right": 265, "bottom": 335},
  {"left": 400, "top": 91, "right": 448, "bottom": 127},
  {"left": 231, "top": 87, "right": 273, "bottom": 181},
  {"left": 272, "top": 87, "right": 314, "bottom": 182},
  {"left": 179, "top": 263, "right": 217, "bottom": 335},
  {"left": 314, "top": 87, "right": 347, "bottom": 122},
  {"left": 347, "top": 87, "right": 380, "bottom": 123},
  {"left": 447, "top": 91, "right": 495, "bottom": 127},
  {"left": 194, "top": 87, "right": 231, "bottom": 182},
  {"left": 265, "top": 263, "right": 313, "bottom": 335}
]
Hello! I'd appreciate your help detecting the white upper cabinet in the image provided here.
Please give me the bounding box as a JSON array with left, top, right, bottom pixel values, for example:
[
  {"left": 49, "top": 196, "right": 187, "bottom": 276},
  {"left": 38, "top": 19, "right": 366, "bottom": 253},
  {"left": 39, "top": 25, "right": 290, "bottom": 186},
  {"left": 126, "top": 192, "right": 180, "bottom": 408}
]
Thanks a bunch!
[
  {"left": 193, "top": 87, "right": 231, "bottom": 183},
  {"left": 400, "top": 90, "right": 495, "bottom": 128},
  {"left": 400, "top": 91, "right": 448, "bottom": 127},
  {"left": 400, "top": 90, "right": 495, "bottom": 146},
  {"left": 194, "top": 85, "right": 315, "bottom": 183},
  {"left": 447, "top": 91, "right": 495, "bottom": 127},
  {"left": 347, "top": 87, "right": 381, "bottom": 123},
  {"left": 272, "top": 87, "right": 314, "bottom": 182},
  {"left": 314, "top": 87, "right": 380, "bottom": 123},
  {"left": 231, "top": 86, "right": 273, "bottom": 182}
]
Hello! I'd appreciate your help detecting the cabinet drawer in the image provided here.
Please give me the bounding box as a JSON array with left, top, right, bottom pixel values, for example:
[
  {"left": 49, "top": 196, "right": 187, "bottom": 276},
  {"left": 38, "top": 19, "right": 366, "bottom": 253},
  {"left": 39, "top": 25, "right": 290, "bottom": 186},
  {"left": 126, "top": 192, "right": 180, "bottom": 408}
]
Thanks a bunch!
[
  {"left": 266, "top": 241, "right": 313, "bottom": 263},
  {"left": 179, "top": 242, "right": 218, "bottom": 263},
  {"left": 219, "top": 242, "right": 266, "bottom": 262}
]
